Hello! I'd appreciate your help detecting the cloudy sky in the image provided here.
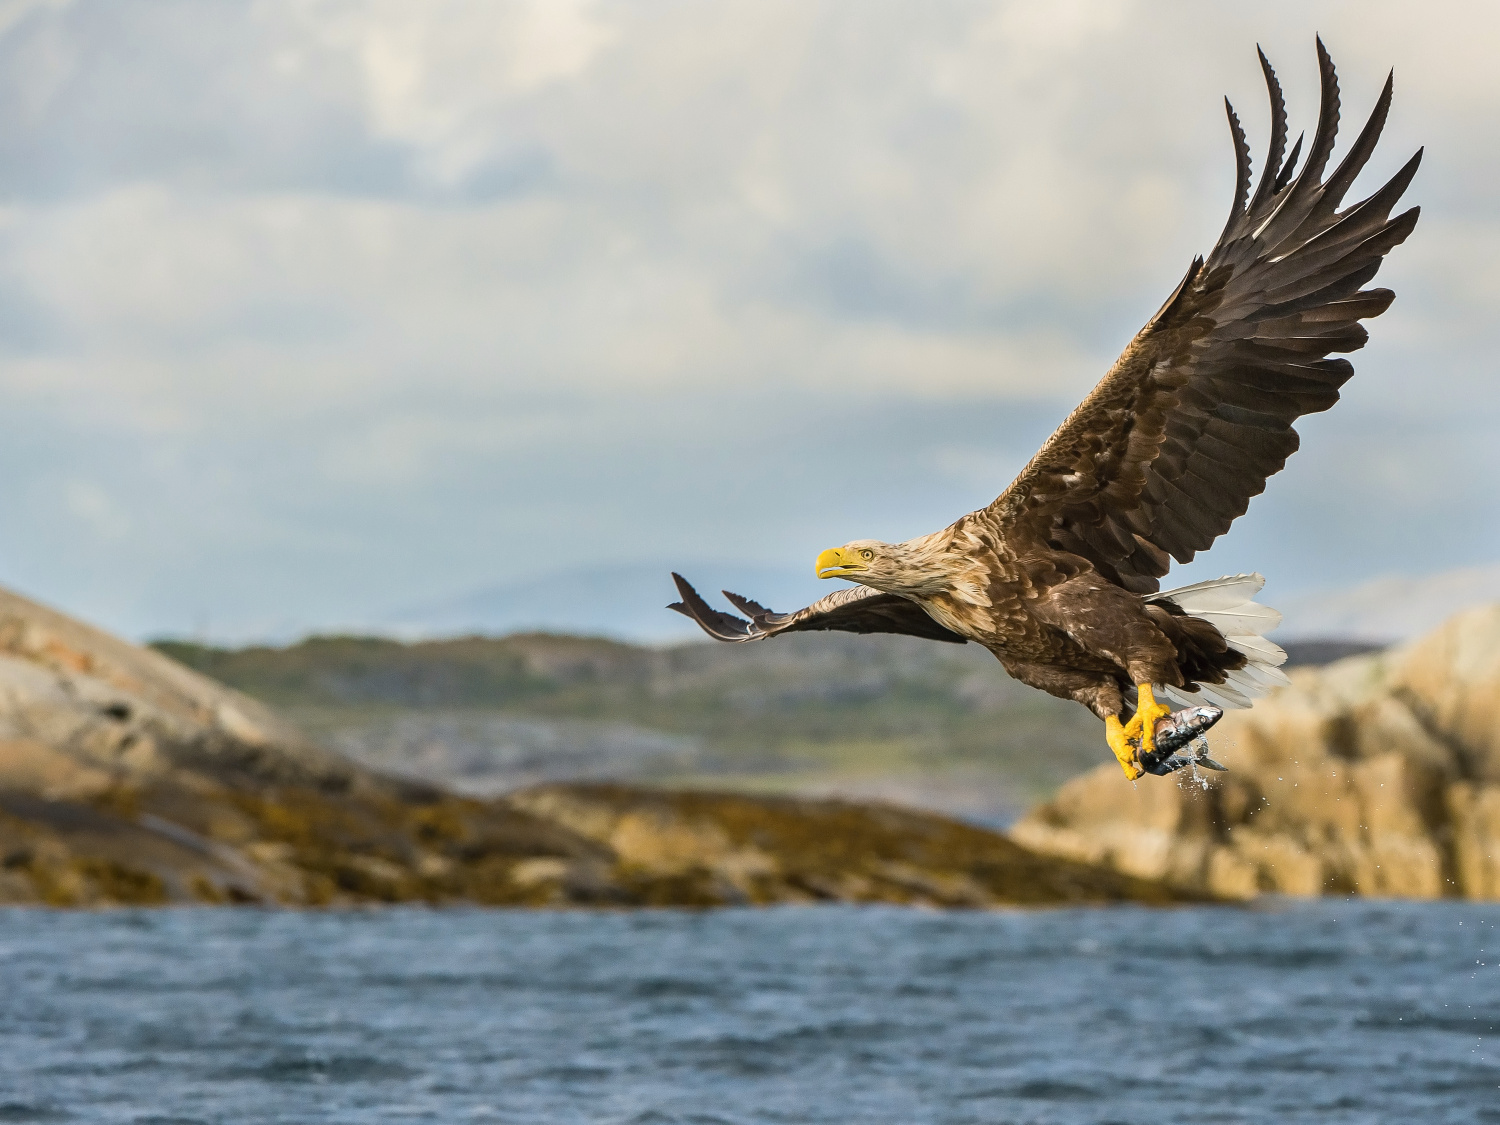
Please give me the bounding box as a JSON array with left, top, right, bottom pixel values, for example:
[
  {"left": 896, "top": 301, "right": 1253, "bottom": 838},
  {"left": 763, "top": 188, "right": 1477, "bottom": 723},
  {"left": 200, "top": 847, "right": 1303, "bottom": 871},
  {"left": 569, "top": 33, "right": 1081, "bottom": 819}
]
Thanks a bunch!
[{"left": 0, "top": 0, "right": 1490, "bottom": 642}]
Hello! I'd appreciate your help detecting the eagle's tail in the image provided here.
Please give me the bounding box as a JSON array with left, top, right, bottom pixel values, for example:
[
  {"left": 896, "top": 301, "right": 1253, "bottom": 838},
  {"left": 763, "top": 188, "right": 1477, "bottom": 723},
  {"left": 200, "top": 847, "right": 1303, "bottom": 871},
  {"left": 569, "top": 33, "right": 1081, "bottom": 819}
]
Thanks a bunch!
[{"left": 1148, "top": 573, "right": 1289, "bottom": 711}]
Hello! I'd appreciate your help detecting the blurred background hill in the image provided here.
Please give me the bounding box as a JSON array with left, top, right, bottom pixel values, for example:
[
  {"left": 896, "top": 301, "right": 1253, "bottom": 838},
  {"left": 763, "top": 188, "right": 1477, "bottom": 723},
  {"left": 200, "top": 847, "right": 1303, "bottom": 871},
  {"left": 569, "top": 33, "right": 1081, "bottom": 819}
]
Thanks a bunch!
[
  {"left": 153, "top": 623, "right": 1385, "bottom": 825},
  {"left": 154, "top": 630, "right": 1101, "bottom": 825}
]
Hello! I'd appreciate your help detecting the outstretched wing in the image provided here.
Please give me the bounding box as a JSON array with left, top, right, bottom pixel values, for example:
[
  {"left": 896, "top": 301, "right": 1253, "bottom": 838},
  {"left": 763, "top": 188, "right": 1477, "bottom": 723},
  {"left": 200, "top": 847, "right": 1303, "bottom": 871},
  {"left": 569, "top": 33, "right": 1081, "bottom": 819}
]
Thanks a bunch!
[
  {"left": 986, "top": 41, "right": 1420, "bottom": 594},
  {"left": 667, "top": 573, "right": 969, "bottom": 644}
]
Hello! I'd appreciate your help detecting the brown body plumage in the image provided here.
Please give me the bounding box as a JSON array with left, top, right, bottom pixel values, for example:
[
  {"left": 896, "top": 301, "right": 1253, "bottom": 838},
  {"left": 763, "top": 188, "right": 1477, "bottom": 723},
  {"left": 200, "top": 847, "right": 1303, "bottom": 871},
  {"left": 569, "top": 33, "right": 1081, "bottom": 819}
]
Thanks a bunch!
[{"left": 669, "top": 43, "right": 1419, "bottom": 778}]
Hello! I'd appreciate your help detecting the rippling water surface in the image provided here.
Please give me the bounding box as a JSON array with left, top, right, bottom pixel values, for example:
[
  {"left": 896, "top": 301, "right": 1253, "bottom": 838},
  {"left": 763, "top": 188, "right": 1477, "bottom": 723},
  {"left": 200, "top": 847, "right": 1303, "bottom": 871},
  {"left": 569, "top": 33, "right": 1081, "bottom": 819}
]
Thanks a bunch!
[{"left": 0, "top": 901, "right": 1495, "bottom": 1123}]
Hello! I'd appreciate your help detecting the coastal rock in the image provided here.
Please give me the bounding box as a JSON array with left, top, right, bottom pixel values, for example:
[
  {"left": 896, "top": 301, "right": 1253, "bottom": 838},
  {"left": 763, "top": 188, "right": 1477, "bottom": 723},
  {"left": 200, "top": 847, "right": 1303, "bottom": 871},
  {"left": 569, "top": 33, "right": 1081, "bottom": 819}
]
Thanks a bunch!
[{"left": 1013, "top": 604, "right": 1500, "bottom": 900}]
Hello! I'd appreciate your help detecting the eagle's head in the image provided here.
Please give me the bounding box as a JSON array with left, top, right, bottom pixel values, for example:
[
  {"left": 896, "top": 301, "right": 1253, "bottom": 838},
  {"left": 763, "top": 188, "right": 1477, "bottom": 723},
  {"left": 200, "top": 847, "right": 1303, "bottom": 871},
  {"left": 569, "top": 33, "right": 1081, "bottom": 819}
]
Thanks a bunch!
[{"left": 814, "top": 535, "right": 953, "bottom": 596}]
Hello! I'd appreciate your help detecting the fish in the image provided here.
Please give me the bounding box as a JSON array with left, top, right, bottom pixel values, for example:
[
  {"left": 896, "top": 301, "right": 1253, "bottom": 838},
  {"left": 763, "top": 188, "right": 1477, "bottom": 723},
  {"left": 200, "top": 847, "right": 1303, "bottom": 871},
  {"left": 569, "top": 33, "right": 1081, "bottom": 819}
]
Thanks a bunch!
[{"left": 1137, "top": 704, "right": 1228, "bottom": 776}]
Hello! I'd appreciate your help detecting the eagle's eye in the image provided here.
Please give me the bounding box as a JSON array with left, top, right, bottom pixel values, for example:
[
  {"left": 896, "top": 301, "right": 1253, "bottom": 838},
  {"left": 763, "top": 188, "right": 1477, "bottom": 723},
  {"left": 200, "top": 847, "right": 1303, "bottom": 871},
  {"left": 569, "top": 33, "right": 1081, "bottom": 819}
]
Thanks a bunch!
[{"left": 860, "top": 549, "right": 874, "bottom": 561}]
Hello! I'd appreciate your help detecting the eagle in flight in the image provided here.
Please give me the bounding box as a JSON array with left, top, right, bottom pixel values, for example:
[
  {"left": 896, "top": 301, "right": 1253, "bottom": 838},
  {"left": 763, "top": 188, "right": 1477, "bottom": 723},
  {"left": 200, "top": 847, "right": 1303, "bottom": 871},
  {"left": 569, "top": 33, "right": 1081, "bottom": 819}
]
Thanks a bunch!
[{"left": 669, "top": 42, "right": 1419, "bottom": 780}]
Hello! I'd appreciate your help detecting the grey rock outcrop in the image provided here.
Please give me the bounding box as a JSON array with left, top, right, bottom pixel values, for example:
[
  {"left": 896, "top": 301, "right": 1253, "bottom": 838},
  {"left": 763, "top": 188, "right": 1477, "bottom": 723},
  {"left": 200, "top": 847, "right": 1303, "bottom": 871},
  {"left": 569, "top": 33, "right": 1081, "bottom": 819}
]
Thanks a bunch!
[
  {"left": 1013, "top": 604, "right": 1500, "bottom": 899},
  {"left": 0, "top": 587, "right": 360, "bottom": 798}
]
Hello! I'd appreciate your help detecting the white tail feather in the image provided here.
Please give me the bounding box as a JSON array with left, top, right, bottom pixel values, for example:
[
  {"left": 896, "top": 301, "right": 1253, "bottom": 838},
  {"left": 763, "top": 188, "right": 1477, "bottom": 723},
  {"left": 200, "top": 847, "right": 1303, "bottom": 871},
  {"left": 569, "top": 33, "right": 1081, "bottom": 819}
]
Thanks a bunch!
[
  {"left": 1189, "top": 604, "right": 1283, "bottom": 637},
  {"left": 1154, "top": 572, "right": 1288, "bottom": 711},
  {"left": 1223, "top": 633, "right": 1287, "bottom": 665},
  {"left": 1155, "top": 572, "right": 1264, "bottom": 611}
]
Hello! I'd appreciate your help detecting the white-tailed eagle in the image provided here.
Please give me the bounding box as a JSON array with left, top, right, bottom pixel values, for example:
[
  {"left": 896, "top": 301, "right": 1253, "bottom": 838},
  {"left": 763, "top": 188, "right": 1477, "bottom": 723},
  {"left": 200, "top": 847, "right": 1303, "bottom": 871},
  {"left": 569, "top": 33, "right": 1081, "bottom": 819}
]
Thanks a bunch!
[{"left": 670, "top": 42, "right": 1419, "bottom": 779}]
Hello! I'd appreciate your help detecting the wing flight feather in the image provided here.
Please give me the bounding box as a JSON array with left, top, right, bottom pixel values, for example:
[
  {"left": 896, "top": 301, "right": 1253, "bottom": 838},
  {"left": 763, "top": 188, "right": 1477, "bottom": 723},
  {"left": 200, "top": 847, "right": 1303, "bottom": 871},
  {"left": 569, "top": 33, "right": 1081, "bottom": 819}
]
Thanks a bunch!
[{"left": 667, "top": 573, "right": 969, "bottom": 644}]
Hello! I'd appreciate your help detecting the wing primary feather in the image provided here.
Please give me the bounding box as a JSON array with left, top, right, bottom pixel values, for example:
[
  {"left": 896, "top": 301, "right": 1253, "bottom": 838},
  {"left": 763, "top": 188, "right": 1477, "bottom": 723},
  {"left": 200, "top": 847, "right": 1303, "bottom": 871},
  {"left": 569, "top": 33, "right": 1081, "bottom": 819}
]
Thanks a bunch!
[
  {"left": 1292, "top": 36, "right": 1342, "bottom": 192},
  {"left": 1267, "top": 171, "right": 1421, "bottom": 290},
  {"left": 1218, "top": 98, "right": 1252, "bottom": 244},
  {"left": 1250, "top": 43, "right": 1342, "bottom": 252},
  {"left": 668, "top": 573, "right": 752, "bottom": 641},
  {"left": 1322, "top": 147, "right": 1423, "bottom": 239},
  {"left": 1245, "top": 46, "right": 1289, "bottom": 216},
  {"left": 1319, "top": 69, "right": 1394, "bottom": 214},
  {"left": 1273, "top": 132, "right": 1304, "bottom": 195},
  {"left": 666, "top": 573, "right": 969, "bottom": 644},
  {"left": 1260, "top": 206, "right": 1419, "bottom": 306},
  {"left": 722, "top": 590, "right": 773, "bottom": 617}
]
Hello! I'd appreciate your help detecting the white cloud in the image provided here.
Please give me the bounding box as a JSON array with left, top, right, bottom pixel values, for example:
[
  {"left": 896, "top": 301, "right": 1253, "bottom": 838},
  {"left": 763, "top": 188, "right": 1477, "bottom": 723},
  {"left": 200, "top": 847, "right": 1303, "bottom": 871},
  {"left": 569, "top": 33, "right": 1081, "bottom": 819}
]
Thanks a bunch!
[{"left": 288, "top": 0, "right": 615, "bottom": 186}]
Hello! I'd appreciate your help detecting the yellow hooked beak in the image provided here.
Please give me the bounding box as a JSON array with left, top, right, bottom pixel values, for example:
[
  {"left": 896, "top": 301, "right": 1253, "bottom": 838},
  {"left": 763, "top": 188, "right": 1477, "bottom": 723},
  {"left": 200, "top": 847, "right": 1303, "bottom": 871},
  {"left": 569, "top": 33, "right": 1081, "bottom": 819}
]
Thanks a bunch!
[{"left": 816, "top": 547, "right": 865, "bottom": 579}]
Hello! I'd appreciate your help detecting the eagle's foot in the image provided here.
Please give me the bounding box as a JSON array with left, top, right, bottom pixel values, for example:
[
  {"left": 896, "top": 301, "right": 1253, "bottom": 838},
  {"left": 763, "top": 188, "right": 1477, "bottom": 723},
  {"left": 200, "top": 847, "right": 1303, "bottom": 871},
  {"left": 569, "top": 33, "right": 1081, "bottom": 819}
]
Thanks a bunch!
[
  {"left": 1105, "top": 715, "right": 1143, "bottom": 780},
  {"left": 1124, "top": 684, "right": 1173, "bottom": 759}
]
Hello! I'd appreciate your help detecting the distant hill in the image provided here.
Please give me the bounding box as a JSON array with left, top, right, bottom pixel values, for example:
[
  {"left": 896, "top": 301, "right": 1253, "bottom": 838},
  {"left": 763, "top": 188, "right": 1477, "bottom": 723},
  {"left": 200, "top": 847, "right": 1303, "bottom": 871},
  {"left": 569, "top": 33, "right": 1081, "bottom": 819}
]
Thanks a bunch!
[
  {"left": 153, "top": 629, "right": 1106, "bottom": 822},
  {"left": 1280, "top": 639, "right": 1385, "bottom": 667}
]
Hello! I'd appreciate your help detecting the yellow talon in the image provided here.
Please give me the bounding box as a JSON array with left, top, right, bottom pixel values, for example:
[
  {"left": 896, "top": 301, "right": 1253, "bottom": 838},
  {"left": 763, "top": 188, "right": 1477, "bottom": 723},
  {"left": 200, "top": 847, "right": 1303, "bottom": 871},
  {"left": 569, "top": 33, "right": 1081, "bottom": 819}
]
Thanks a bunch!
[
  {"left": 1105, "top": 715, "right": 1143, "bottom": 780},
  {"left": 1128, "top": 683, "right": 1173, "bottom": 759},
  {"left": 1108, "top": 685, "right": 1173, "bottom": 779}
]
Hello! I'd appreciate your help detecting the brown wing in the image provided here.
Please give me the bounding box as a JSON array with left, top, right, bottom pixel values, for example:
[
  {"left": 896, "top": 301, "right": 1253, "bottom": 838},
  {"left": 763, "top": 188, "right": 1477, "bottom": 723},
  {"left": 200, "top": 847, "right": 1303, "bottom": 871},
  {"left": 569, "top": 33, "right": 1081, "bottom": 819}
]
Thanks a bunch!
[
  {"left": 667, "top": 573, "right": 969, "bottom": 644},
  {"left": 986, "top": 41, "right": 1420, "bottom": 594}
]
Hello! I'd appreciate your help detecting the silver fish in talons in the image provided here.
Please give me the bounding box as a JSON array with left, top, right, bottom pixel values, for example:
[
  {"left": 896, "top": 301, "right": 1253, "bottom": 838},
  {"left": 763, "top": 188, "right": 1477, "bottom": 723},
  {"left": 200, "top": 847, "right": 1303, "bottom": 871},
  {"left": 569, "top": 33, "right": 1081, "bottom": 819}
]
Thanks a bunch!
[{"left": 1138, "top": 705, "right": 1225, "bottom": 776}]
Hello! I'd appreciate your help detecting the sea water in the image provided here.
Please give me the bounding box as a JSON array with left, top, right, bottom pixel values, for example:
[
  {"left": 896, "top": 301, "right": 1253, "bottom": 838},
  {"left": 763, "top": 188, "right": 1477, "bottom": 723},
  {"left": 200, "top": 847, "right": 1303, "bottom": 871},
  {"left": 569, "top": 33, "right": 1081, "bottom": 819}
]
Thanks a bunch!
[{"left": 0, "top": 901, "right": 1493, "bottom": 1124}]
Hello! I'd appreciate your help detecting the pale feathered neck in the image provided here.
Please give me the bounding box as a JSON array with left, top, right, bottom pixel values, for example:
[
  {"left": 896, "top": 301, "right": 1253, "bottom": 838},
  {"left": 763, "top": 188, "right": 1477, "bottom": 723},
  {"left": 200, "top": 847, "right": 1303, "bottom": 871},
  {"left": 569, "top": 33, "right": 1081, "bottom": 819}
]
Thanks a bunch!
[{"left": 872, "top": 530, "right": 971, "bottom": 598}]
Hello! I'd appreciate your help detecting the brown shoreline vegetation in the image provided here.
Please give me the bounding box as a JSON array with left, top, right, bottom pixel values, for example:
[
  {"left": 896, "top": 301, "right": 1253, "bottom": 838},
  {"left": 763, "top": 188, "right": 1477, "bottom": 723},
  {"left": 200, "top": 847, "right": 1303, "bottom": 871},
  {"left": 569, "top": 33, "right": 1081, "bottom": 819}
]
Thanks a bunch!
[
  {"left": 0, "top": 778, "right": 1191, "bottom": 909},
  {"left": 0, "top": 585, "right": 1191, "bottom": 909}
]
